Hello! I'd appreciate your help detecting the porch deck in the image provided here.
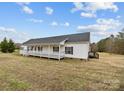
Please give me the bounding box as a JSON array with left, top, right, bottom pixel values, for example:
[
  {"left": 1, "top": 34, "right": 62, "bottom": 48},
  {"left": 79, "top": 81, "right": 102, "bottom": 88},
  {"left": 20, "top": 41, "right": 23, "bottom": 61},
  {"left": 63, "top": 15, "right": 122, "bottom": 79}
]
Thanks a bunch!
[{"left": 20, "top": 50, "right": 64, "bottom": 59}]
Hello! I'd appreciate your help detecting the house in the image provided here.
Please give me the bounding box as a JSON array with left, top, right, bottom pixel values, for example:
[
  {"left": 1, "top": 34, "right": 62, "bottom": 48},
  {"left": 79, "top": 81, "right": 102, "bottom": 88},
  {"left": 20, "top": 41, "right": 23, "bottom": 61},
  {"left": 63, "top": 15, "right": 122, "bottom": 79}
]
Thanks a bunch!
[
  {"left": 20, "top": 32, "right": 90, "bottom": 60},
  {"left": 15, "top": 43, "right": 22, "bottom": 49}
]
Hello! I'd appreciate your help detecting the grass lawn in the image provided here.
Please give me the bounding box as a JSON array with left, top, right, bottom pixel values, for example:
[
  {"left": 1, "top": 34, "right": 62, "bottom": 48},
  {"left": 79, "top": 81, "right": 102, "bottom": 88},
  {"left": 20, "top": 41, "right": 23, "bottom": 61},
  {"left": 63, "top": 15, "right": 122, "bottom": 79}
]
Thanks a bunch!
[{"left": 0, "top": 51, "right": 124, "bottom": 91}]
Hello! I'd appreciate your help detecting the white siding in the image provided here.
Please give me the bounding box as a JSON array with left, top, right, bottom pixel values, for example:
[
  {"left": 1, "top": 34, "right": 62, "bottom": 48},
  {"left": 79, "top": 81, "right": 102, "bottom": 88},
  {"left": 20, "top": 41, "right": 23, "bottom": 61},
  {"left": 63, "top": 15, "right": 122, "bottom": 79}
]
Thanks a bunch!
[
  {"left": 20, "top": 45, "right": 28, "bottom": 55},
  {"left": 64, "top": 42, "right": 89, "bottom": 59},
  {"left": 21, "top": 45, "right": 27, "bottom": 50},
  {"left": 20, "top": 42, "right": 89, "bottom": 60}
]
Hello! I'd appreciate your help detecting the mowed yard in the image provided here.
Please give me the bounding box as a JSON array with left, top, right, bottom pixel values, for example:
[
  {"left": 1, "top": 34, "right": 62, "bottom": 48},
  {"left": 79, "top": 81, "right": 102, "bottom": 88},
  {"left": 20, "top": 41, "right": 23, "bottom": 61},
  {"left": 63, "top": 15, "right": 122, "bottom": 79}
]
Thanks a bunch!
[{"left": 0, "top": 51, "right": 124, "bottom": 91}]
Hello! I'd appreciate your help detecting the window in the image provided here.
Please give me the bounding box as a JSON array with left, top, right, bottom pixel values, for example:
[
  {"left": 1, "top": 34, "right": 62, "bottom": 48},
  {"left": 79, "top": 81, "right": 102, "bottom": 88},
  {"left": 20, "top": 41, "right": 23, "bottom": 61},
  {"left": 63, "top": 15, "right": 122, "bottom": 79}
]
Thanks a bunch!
[
  {"left": 65, "top": 47, "right": 73, "bottom": 54},
  {"left": 53, "top": 47, "right": 59, "bottom": 52}
]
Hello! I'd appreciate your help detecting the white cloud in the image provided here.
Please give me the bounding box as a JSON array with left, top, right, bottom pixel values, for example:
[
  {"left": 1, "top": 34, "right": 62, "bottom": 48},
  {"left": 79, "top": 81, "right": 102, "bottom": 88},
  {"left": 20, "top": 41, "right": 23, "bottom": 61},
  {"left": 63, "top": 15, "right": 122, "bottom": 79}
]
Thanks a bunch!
[
  {"left": 85, "top": 2, "right": 118, "bottom": 12},
  {"left": 17, "top": 2, "right": 33, "bottom": 14},
  {"left": 51, "top": 21, "right": 70, "bottom": 27},
  {"left": 28, "top": 18, "right": 43, "bottom": 23},
  {"left": 72, "top": 2, "right": 118, "bottom": 13},
  {"left": 116, "top": 15, "right": 121, "bottom": 19},
  {"left": 45, "top": 7, "right": 53, "bottom": 15},
  {"left": 71, "top": 2, "right": 84, "bottom": 13},
  {"left": 71, "top": 2, "right": 118, "bottom": 18},
  {"left": 51, "top": 21, "right": 58, "bottom": 26},
  {"left": 0, "top": 26, "right": 30, "bottom": 43},
  {"left": 16, "top": 2, "right": 30, "bottom": 6},
  {"left": 22, "top": 6, "right": 33, "bottom": 14},
  {"left": 80, "top": 12, "right": 96, "bottom": 18},
  {"left": 77, "top": 18, "right": 122, "bottom": 36},
  {"left": 61, "top": 22, "right": 70, "bottom": 27},
  {"left": 21, "top": 32, "right": 28, "bottom": 35},
  {"left": 0, "top": 27, "right": 16, "bottom": 33}
]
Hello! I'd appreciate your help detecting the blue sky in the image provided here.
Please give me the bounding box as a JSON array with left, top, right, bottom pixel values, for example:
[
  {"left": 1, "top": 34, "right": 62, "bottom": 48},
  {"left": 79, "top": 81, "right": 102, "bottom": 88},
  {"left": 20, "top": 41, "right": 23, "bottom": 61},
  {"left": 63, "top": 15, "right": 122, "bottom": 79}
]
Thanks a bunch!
[{"left": 0, "top": 2, "right": 124, "bottom": 43}]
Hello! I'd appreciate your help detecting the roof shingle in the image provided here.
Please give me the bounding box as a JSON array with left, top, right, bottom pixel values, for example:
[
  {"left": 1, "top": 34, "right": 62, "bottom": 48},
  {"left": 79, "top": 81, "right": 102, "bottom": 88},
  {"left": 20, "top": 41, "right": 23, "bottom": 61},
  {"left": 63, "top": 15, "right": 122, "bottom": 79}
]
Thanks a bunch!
[{"left": 23, "top": 32, "right": 90, "bottom": 45}]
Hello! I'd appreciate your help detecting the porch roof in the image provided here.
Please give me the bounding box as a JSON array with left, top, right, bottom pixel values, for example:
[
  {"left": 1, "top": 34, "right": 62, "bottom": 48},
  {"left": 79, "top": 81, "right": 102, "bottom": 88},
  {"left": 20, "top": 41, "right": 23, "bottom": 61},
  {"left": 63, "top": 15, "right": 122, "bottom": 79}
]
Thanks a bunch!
[{"left": 23, "top": 32, "right": 90, "bottom": 45}]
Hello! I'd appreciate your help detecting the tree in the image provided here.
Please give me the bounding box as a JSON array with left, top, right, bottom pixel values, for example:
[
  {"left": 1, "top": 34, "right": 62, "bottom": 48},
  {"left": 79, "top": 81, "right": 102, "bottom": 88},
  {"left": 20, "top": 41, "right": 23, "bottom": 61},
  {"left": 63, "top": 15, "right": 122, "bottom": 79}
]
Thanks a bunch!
[
  {"left": 0, "top": 38, "right": 15, "bottom": 53},
  {"left": 106, "top": 35, "right": 115, "bottom": 53},
  {"left": 97, "top": 35, "right": 115, "bottom": 53},
  {"left": 113, "top": 39, "right": 124, "bottom": 54},
  {"left": 97, "top": 28, "right": 124, "bottom": 55},
  {"left": 113, "top": 29, "right": 124, "bottom": 54},
  {"left": 8, "top": 39, "right": 15, "bottom": 53},
  {"left": 97, "top": 38, "right": 108, "bottom": 52},
  {"left": 0, "top": 37, "right": 8, "bottom": 53}
]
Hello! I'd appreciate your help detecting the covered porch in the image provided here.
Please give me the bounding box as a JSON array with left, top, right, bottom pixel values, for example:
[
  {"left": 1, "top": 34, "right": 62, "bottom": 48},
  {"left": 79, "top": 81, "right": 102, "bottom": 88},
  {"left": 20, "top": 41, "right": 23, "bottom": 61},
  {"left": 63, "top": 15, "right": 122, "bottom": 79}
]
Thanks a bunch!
[{"left": 20, "top": 44, "right": 65, "bottom": 60}]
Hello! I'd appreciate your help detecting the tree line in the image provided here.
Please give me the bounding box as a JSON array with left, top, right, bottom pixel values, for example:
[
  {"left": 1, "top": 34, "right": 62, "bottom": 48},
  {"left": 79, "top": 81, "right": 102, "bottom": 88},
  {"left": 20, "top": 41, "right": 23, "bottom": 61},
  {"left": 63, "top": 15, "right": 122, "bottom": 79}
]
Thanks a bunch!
[
  {"left": 97, "top": 29, "right": 124, "bottom": 55},
  {"left": 0, "top": 38, "right": 15, "bottom": 53}
]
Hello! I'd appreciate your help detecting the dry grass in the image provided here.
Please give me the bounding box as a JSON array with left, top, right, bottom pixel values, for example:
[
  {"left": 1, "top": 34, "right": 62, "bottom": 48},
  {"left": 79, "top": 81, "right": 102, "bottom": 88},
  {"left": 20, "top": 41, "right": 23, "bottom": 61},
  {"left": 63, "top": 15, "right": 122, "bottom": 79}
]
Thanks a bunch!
[{"left": 0, "top": 51, "right": 124, "bottom": 91}]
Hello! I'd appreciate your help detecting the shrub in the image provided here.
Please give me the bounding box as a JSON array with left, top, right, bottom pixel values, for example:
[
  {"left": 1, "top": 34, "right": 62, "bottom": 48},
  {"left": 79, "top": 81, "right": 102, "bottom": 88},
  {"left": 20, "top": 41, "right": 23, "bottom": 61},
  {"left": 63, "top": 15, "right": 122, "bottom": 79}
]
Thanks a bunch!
[
  {"left": 8, "top": 39, "right": 15, "bottom": 53},
  {"left": 0, "top": 38, "right": 8, "bottom": 53}
]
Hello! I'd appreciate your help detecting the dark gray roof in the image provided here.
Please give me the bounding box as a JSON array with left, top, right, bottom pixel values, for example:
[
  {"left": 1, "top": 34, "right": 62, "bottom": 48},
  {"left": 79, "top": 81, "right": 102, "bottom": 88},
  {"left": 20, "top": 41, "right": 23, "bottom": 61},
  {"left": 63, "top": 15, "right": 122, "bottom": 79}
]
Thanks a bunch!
[{"left": 23, "top": 32, "right": 90, "bottom": 45}]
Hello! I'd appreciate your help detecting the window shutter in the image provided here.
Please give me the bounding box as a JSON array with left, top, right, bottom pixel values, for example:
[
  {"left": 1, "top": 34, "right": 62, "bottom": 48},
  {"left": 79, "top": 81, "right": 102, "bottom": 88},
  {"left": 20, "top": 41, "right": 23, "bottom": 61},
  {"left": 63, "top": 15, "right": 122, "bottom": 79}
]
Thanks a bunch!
[{"left": 71, "top": 47, "right": 73, "bottom": 54}]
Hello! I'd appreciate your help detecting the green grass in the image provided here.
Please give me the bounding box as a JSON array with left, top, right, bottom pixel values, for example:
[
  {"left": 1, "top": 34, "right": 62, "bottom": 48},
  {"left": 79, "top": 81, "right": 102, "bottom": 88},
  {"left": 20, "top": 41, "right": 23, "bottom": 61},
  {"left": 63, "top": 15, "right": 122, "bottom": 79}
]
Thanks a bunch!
[
  {"left": 8, "top": 79, "right": 30, "bottom": 90},
  {"left": 0, "top": 51, "right": 124, "bottom": 90}
]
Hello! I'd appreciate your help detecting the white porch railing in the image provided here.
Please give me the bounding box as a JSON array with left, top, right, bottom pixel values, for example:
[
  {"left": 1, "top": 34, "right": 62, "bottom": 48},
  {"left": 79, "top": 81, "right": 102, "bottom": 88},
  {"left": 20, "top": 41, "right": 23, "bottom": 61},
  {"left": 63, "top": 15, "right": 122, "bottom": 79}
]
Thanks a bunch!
[
  {"left": 20, "top": 50, "right": 65, "bottom": 59},
  {"left": 20, "top": 50, "right": 28, "bottom": 56}
]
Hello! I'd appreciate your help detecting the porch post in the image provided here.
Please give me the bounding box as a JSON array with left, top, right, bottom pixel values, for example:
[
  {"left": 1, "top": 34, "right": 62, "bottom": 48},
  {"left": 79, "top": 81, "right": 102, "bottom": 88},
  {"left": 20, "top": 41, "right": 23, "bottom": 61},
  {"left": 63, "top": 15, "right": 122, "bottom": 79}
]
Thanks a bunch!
[
  {"left": 32, "top": 45, "right": 34, "bottom": 53},
  {"left": 39, "top": 45, "right": 41, "bottom": 56},
  {"left": 27, "top": 46, "right": 29, "bottom": 55},
  {"left": 59, "top": 44, "right": 60, "bottom": 61},
  {"left": 37, "top": 46, "right": 38, "bottom": 55},
  {"left": 35, "top": 45, "right": 36, "bottom": 55},
  {"left": 33, "top": 45, "right": 35, "bottom": 55},
  {"left": 48, "top": 45, "right": 50, "bottom": 59}
]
